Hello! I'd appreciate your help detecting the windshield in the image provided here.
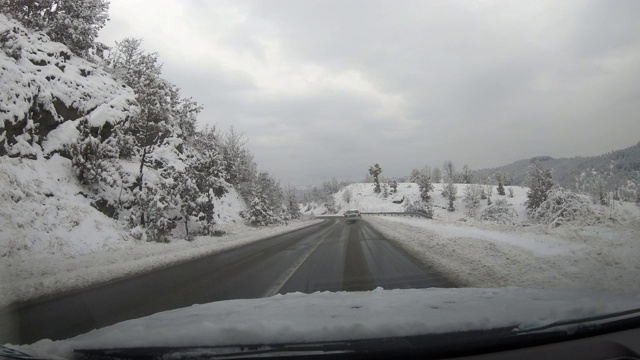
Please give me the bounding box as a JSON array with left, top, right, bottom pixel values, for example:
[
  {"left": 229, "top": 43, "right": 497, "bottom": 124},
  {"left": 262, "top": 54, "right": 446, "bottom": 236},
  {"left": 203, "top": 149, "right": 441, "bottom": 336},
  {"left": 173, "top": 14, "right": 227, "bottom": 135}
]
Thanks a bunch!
[{"left": 1, "top": 0, "right": 639, "bottom": 358}]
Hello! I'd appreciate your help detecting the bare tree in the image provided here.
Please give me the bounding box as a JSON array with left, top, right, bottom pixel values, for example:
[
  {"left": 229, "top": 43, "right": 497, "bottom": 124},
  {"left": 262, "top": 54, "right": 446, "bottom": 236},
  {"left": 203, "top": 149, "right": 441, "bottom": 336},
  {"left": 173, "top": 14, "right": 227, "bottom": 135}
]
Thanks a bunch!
[{"left": 443, "top": 160, "right": 456, "bottom": 183}]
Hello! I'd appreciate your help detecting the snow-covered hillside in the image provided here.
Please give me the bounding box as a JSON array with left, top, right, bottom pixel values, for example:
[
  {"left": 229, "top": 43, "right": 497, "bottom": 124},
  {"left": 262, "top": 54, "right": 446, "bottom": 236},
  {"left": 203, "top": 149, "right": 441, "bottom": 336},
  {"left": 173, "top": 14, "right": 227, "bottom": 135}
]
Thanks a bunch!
[
  {"left": 0, "top": 155, "right": 246, "bottom": 259},
  {"left": 0, "top": 153, "right": 321, "bottom": 306},
  {"left": 0, "top": 13, "right": 319, "bottom": 307},
  {"left": 0, "top": 14, "right": 135, "bottom": 159},
  {"left": 309, "top": 181, "right": 640, "bottom": 225}
]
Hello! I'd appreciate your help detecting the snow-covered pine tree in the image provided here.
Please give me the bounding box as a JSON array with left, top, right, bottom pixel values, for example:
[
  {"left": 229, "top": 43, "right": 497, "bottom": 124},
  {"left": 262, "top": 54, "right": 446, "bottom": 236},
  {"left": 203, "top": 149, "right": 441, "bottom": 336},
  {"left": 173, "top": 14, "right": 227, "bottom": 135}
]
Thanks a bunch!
[
  {"left": 284, "top": 185, "right": 301, "bottom": 220},
  {"left": 496, "top": 172, "right": 506, "bottom": 195},
  {"left": 446, "top": 181, "right": 457, "bottom": 211},
  {"left": 369, "top": 163, "right": 382, "bottom": 193},
  {"left": 416, "top": 170, "right": 434, "bottom": 202},
  {"left": 525, "top": 161, "right": 555, "bottom": 212},
  {"left": 177, "top": 137, "right": 229, "bottom": 235},
  {"left": 242, "top": 183, "right": 272, "bottom": 226},
  {"left": 130, "top": 177, "right": 178, "bottom": 243},
  {"left": 70, "top": 119, "right": 119, "bottom": 186},
  {"left": 390, "top": 179, "right": 398, "bottom": 193},
  {"left": 2, "top": 0, "right": 110, "bottom": 56},
  {"left": 409, "top": 169, "right": 421, "bottom": 183},
  {"left": 174, "top": 170, "right": 198, "bottom": 239}
]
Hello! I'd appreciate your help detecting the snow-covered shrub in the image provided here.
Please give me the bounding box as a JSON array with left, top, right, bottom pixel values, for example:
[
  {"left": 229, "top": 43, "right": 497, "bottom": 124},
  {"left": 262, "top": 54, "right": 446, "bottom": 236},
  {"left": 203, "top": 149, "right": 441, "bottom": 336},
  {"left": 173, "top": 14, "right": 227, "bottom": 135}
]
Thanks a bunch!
[
  {"left": 480, "top": 199, "right": 518, "bottom": 225},
  {"left": 0, "top": 28, "right": 22, "bottom": 60},
  {"left": 404, "top": 200, "right": 433, "bottom": 219},
  {"left": 530, "top": 187, "right": 601, "bottom": 228},
  {"left": 70, "top": 120, "right": 120, "bottom": 186}
]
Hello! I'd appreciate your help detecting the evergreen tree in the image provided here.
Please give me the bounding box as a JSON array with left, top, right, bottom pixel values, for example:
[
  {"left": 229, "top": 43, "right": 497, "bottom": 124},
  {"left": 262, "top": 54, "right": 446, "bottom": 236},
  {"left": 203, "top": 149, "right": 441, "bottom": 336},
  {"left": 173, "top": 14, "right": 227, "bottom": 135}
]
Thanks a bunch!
[
  {"left": 390, "top": 179, "right": 398, "bottom": 193},
  {"left": 369, "top": 163, "right": 382, "bottom": 193},
  {"left": 409, "top": 168, "right": 421, "bottom": 182},
  {"left": 284, "top": 186, "right": 301, "bottom": 220},
  {"left": 446, "top": 181, "right": 457, "bottom": 211},
  {"left": 416, "top": 170, "right": 434, "bottom": 202},
  {"left": 496, "top": 172, "right": 506, "bottom": 195},
  {"left": 70, "top": 119, "right": 119, "bottom": 186},
  {"left": 243, "top": 183, "right": 272, "bottom": 226},
  {"left": 1, "top": 0, "right": 110, "bottom": 55},
  {"left": 525, "top": 162, "right": 555, "bottom": 211}
]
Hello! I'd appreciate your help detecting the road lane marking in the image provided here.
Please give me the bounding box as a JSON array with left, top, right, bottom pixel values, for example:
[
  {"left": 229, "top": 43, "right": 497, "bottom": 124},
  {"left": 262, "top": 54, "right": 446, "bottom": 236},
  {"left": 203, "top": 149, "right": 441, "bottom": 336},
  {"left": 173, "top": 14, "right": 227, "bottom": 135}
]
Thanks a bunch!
[{"left": 262, "top": 220, "right": 340, "bottom": 297}]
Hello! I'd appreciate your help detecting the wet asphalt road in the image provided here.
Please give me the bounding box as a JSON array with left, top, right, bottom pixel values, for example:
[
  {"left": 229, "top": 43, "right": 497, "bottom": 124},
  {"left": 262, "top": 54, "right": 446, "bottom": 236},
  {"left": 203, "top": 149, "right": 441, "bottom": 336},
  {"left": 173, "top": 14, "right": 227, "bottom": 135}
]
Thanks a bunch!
[{"left": 1, "top": 218, "right": 454, "bottom": 344}]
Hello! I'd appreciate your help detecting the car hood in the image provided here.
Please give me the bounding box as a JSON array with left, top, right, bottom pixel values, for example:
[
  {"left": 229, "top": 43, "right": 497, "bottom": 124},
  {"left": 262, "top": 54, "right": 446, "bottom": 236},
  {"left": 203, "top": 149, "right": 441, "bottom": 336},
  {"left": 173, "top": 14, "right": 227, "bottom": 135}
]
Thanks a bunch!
[{"left": 12, "top": 287, "right": 640, "bottom": 359}]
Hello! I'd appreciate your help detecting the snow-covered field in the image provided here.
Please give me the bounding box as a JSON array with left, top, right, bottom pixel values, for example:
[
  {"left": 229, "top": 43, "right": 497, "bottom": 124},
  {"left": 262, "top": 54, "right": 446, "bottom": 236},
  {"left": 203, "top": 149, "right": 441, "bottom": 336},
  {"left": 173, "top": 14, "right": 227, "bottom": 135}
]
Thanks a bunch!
[
  {"left": 330, "top": 182, "right": 640, "bottom": 224},
  {"left": 0, "top": 155, "right": 321, "bottom": 306}
]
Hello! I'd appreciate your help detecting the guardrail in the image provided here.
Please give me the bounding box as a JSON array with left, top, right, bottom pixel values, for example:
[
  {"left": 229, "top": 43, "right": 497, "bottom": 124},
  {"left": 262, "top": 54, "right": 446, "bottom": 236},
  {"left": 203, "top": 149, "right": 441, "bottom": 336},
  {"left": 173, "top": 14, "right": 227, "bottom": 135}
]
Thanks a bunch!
[
  {"left": 315, "top": 212, "right": 429, "bottom": 219},
  {"left": 360, "top": 211, "right": 429, "bottom": 218}
]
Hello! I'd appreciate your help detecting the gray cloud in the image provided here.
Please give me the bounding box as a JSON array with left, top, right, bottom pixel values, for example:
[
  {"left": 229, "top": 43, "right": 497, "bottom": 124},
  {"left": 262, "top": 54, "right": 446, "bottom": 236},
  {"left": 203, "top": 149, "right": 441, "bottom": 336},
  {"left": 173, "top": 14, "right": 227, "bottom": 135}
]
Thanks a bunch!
[{"left": 99, "top": 0, "right": 640, "bottom": 185}]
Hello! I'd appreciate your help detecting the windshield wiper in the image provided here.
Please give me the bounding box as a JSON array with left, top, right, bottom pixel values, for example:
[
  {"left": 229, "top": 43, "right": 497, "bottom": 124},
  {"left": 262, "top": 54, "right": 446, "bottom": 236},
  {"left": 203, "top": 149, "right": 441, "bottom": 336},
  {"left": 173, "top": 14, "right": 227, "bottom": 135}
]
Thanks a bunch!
[{"left": 515, "top": 306, "right": 640, "bottom": 335}]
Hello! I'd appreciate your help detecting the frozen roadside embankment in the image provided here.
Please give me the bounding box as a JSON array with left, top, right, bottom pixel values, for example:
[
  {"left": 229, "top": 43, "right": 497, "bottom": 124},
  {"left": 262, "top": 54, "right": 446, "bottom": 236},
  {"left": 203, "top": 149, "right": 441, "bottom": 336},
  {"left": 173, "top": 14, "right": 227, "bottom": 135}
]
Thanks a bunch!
[
  {"left": 365, "top": 216, "right": 640, "bottom": 293},
  {"left": 0, "top": 219, "right": 322, "bottom": 307}
]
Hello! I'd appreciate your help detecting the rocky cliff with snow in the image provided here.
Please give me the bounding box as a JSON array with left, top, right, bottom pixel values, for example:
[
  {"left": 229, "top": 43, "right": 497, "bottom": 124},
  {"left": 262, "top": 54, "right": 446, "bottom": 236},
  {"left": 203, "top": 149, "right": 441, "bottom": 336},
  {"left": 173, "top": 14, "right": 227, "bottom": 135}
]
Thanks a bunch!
[
  {"left": 0, "top": 14, "right": 252, "bottom": 259},
  {"left": 1, "top": 14, "right": 136, "bottom": 159}
]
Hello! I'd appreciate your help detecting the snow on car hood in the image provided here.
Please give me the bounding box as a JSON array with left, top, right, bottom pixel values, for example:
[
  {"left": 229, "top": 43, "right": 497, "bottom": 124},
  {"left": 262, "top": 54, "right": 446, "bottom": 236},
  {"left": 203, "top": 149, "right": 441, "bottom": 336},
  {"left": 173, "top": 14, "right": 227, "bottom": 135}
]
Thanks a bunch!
[{"left": 15, "top": 287, "right": 640, "bottom": 359}]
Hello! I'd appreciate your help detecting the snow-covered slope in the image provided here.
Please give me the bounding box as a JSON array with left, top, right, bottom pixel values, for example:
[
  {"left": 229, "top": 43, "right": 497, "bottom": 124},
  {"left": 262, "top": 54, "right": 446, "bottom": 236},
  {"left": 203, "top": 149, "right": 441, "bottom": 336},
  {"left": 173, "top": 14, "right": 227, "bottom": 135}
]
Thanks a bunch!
[
  {"left": 0, "top": 14, "right": 320, "bottom": 307},
  {"left": 0, "top": 14, "right": 136, "bottom": 158}
]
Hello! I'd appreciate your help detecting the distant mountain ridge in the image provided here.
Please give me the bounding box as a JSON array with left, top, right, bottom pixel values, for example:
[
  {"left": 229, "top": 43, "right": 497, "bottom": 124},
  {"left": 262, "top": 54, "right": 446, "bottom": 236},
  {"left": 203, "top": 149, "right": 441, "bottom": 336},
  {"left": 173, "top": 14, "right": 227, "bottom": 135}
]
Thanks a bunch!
[{"left": 474, "top": 142, "right": 640, "bottom": 201}]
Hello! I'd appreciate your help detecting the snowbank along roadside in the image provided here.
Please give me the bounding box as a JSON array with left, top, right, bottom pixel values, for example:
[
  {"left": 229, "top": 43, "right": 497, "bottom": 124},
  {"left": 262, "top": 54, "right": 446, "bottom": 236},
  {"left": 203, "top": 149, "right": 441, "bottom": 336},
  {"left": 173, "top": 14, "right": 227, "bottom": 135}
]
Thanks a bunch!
[{"left": 366, "top": 216, "right": 640, "bottom": 293}]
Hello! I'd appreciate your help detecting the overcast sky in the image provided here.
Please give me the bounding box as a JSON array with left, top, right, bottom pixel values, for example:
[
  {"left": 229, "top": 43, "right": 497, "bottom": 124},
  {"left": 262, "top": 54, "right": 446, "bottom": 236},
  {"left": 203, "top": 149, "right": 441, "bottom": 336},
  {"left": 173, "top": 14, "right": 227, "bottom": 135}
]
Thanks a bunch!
[{"left": 98, "top": 0, "right": 640, "bottom": 185}]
